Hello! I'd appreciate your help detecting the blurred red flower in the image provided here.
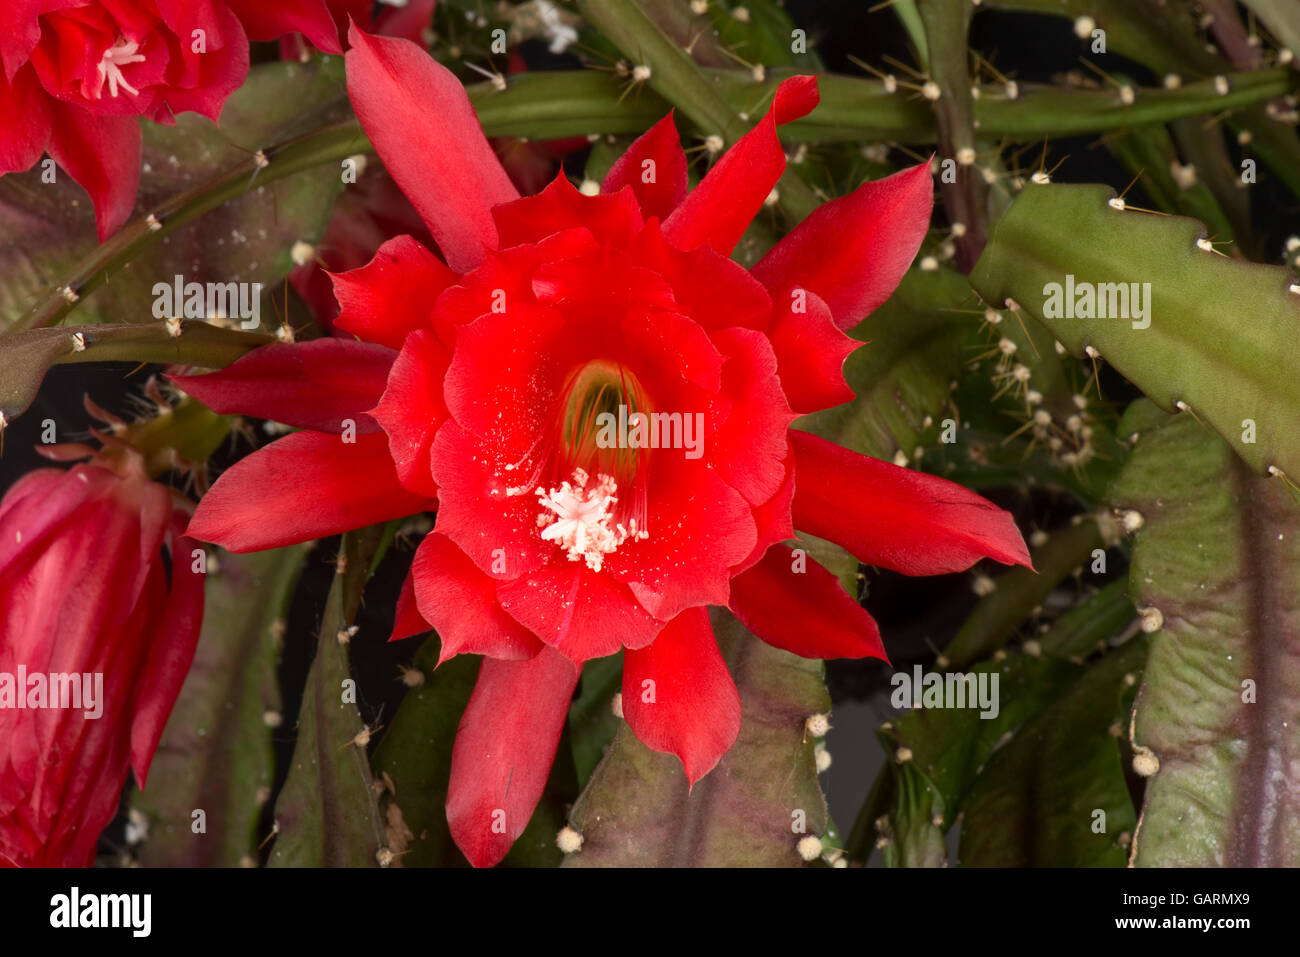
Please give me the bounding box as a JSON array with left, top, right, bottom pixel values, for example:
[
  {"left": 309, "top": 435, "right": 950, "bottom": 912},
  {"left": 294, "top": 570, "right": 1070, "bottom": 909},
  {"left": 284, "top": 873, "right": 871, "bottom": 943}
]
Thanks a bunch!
[
  {"left": 0, "top": 0, "right": 342, "bottom": 238},
  {"left": 279, "top": 0, "right": 436, "bottom": 62}
]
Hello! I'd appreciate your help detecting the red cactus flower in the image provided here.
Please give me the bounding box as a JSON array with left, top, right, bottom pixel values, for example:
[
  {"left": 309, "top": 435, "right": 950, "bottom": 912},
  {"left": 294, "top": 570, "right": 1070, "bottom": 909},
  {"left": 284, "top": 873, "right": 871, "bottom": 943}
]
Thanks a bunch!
[
  {"left": 0, "top": 0, "right": 342, "bottom": 239},
  {"left": 0, "top": 444, "right": 204, "bottom": 867},
  {"left": 177, "top": 27, "right": 1031, "bottom": 868}
]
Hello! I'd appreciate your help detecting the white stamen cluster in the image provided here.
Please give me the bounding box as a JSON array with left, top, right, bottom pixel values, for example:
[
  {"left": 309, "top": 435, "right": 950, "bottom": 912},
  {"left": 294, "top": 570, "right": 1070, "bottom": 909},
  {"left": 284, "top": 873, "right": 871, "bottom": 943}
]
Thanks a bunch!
[
  {"left": 97, "top": 39, "right": 145, "bottom": 99},
  {"left": 536, "top": 468, "right": 646, "bottom": 571}
]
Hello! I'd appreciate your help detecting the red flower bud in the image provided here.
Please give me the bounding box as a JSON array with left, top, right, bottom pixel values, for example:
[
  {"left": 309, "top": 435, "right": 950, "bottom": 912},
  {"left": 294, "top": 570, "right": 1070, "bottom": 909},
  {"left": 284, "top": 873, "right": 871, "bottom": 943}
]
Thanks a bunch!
[{"left": 0, "top": 449, "right": 203, "bottom": 867}]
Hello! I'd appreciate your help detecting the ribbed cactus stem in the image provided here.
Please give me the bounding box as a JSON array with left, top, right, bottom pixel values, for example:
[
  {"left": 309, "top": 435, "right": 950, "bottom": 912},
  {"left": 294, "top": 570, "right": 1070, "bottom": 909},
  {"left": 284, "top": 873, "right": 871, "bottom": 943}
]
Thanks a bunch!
[{"left": 917, "top": 0, "right": 986, "bottom": 270}]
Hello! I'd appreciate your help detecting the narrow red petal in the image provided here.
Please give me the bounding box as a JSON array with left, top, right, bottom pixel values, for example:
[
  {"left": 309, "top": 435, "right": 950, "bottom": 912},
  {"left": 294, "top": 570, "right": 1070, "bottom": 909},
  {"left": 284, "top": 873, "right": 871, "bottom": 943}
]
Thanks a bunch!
[
  {"left": 751, "top": 162, "right": 933, "bottom": 330},
  {"left": 188, "top": 430, "right": 433, "bottom": 551},
  {"left": 411, "top": 533, "right": 544, "bottom": 662},
  {"left": 622, "top": 607, "right": 740, "bottom": 784},
  {"left": 790, "top": 430, "right": 1032, "bottom": 575},
  {"left": 730, "top": 543, "right": 886, "bottom": 662},
  {"left": 661, "top": 76, "right": 819, "bottom": 256},
  {"left": 46, "top": 102, "right": 141, "bottom": 240},
  {"left": 0, "top": 467, "right": 114, "bottom": 577},
  {"left": 170, "top": 339, "right": 396, "bottom": 433},
  {"left": 130, "top": 516, "right": 206, "bottom": 785},
  {"left": 345, "top": 27, "right": 518, "bottom": 272},
  {"left": 769, "top": 75, "right": 821, "bottom": 123},
  {"left": 331, "top": 234, "right": 457, "bottom": 350},
  {"left": 601, "top": 112, "right": 688, "bottom": 220},
  {"left": 446, "top": 649, "right": 579, "bottom": 867}
]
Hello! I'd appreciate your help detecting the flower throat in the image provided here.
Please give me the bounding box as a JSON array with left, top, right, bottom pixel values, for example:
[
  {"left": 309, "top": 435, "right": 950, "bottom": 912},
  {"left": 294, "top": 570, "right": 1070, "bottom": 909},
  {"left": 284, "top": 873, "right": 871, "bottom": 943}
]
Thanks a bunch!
[{"left": 531, "top": 361, "right": 651, "bottom": 571}]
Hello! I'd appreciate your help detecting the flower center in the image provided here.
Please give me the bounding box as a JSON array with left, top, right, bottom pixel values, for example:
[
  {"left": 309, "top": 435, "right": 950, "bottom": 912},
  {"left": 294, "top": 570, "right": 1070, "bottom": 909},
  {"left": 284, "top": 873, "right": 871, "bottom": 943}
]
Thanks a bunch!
[
  {"left": 528, "top": 361, "right": 651, "bottom": 565},
  {"left": 535, "top": 468, "right": 646, "bottom": 572},
  {"left": 558, "top": 361, "right": 647, "bottom": 481},
  {"left": 96, "top": 38, "right": 145, "bottom": 99}
]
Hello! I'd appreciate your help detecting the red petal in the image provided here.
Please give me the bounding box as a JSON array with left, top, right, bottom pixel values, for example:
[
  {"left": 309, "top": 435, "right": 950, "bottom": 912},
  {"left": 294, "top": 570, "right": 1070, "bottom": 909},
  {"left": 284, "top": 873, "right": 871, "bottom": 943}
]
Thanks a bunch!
[
  {"left": 411, "top": 533, "right": 544, "bottom": 662},
  {"left": 440, "top": 300, "right": 577, "bottom": 455},
  {"left": 497, "top": 560, "right": 664, "bottom": 664},
  {"left": 388, "top": 566, "right": 431, "bottom": 642},
  {"left": 0, "top": 65, "right": 51, "bottom": 174},
  {"left": 430, "top": 227, "right": 598, "bottom": 345},
  {"left": 769, "top": 75, "right": 821, "bottom": 123},
  {"left": 622, "top": 607, "right": 740, "bottom": 784},
  {"left": 730, "top": 543, "right": 886, "bottom": 661},
  {"left": 429, "top": 420, "right": 552, "bottom": 578},
  {"left": 0, "top": 466, "right": 179, "bottom": 866},
  {"left": 790, "top": 430, "right": 1032, "bottom": 574},
  {"left": 225, "top": 0, "right": 343, "bottom": 53},
  {"left": 46, "top": 102, "right": 140, "bottom": 240},
  {"left": 707, "top": 327, "right": 796, "bottom": 505},
  {"left": 345, "top": 26, "right": 518, "bottom": 272},
  {"left": 370, "top": 329, "right": 450, "bottom": 497},
  {"left": 154, "top": 0, "right": 250, "bottom": 122},
  {"left": 0, "top": 467, "right": 113, "bottom": 577},
  {"left": 733, "top": 450, "right": 795, "bottom": 575},
  {"left": 601, "top": 112, "right": 688, "bottom": 220},
  {"left": 493, "top": 172, "right": 643, "bottom": 250},
  {"left": 628, "top": 219, "right": 772, "bottom": 332},
  {"left": 603, "top": 459, "right": 756, "bottom": 622},
  {"left": 331, "top": 234, "right": 457, "bottom": 350},
  {"left": 170, "top": 339, "right": 396, "bottom": 433},
  {"left": 0, "top": 3, "right": 41, "bottom": 81},
  {"left": 446, "top": 648, "right": 579, "bottom": 868},
  {"left": 530, "top": 248, "right": 725, "bottom": 393},
  {"left": 661, "top": 76, "right": 819, "bottom": 256},
  {"left": 188, "top": 430, "right": 433, "bottom": 552},
  {"left": 767, "top": 287, "right": 859, "bottom": 413},
  {"left": 130, "top": 516, "right": 206, "bottom": 785},
  {"left": 751, "top": 162, "right": 933, "bottom": 330}
]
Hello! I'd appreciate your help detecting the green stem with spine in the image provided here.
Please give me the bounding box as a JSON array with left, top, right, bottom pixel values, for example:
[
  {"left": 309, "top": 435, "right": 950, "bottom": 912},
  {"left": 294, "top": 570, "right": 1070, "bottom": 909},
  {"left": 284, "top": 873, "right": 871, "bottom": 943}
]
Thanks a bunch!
[{"left": 12, "top": 65, "right": 1295, "bottom": 333}]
